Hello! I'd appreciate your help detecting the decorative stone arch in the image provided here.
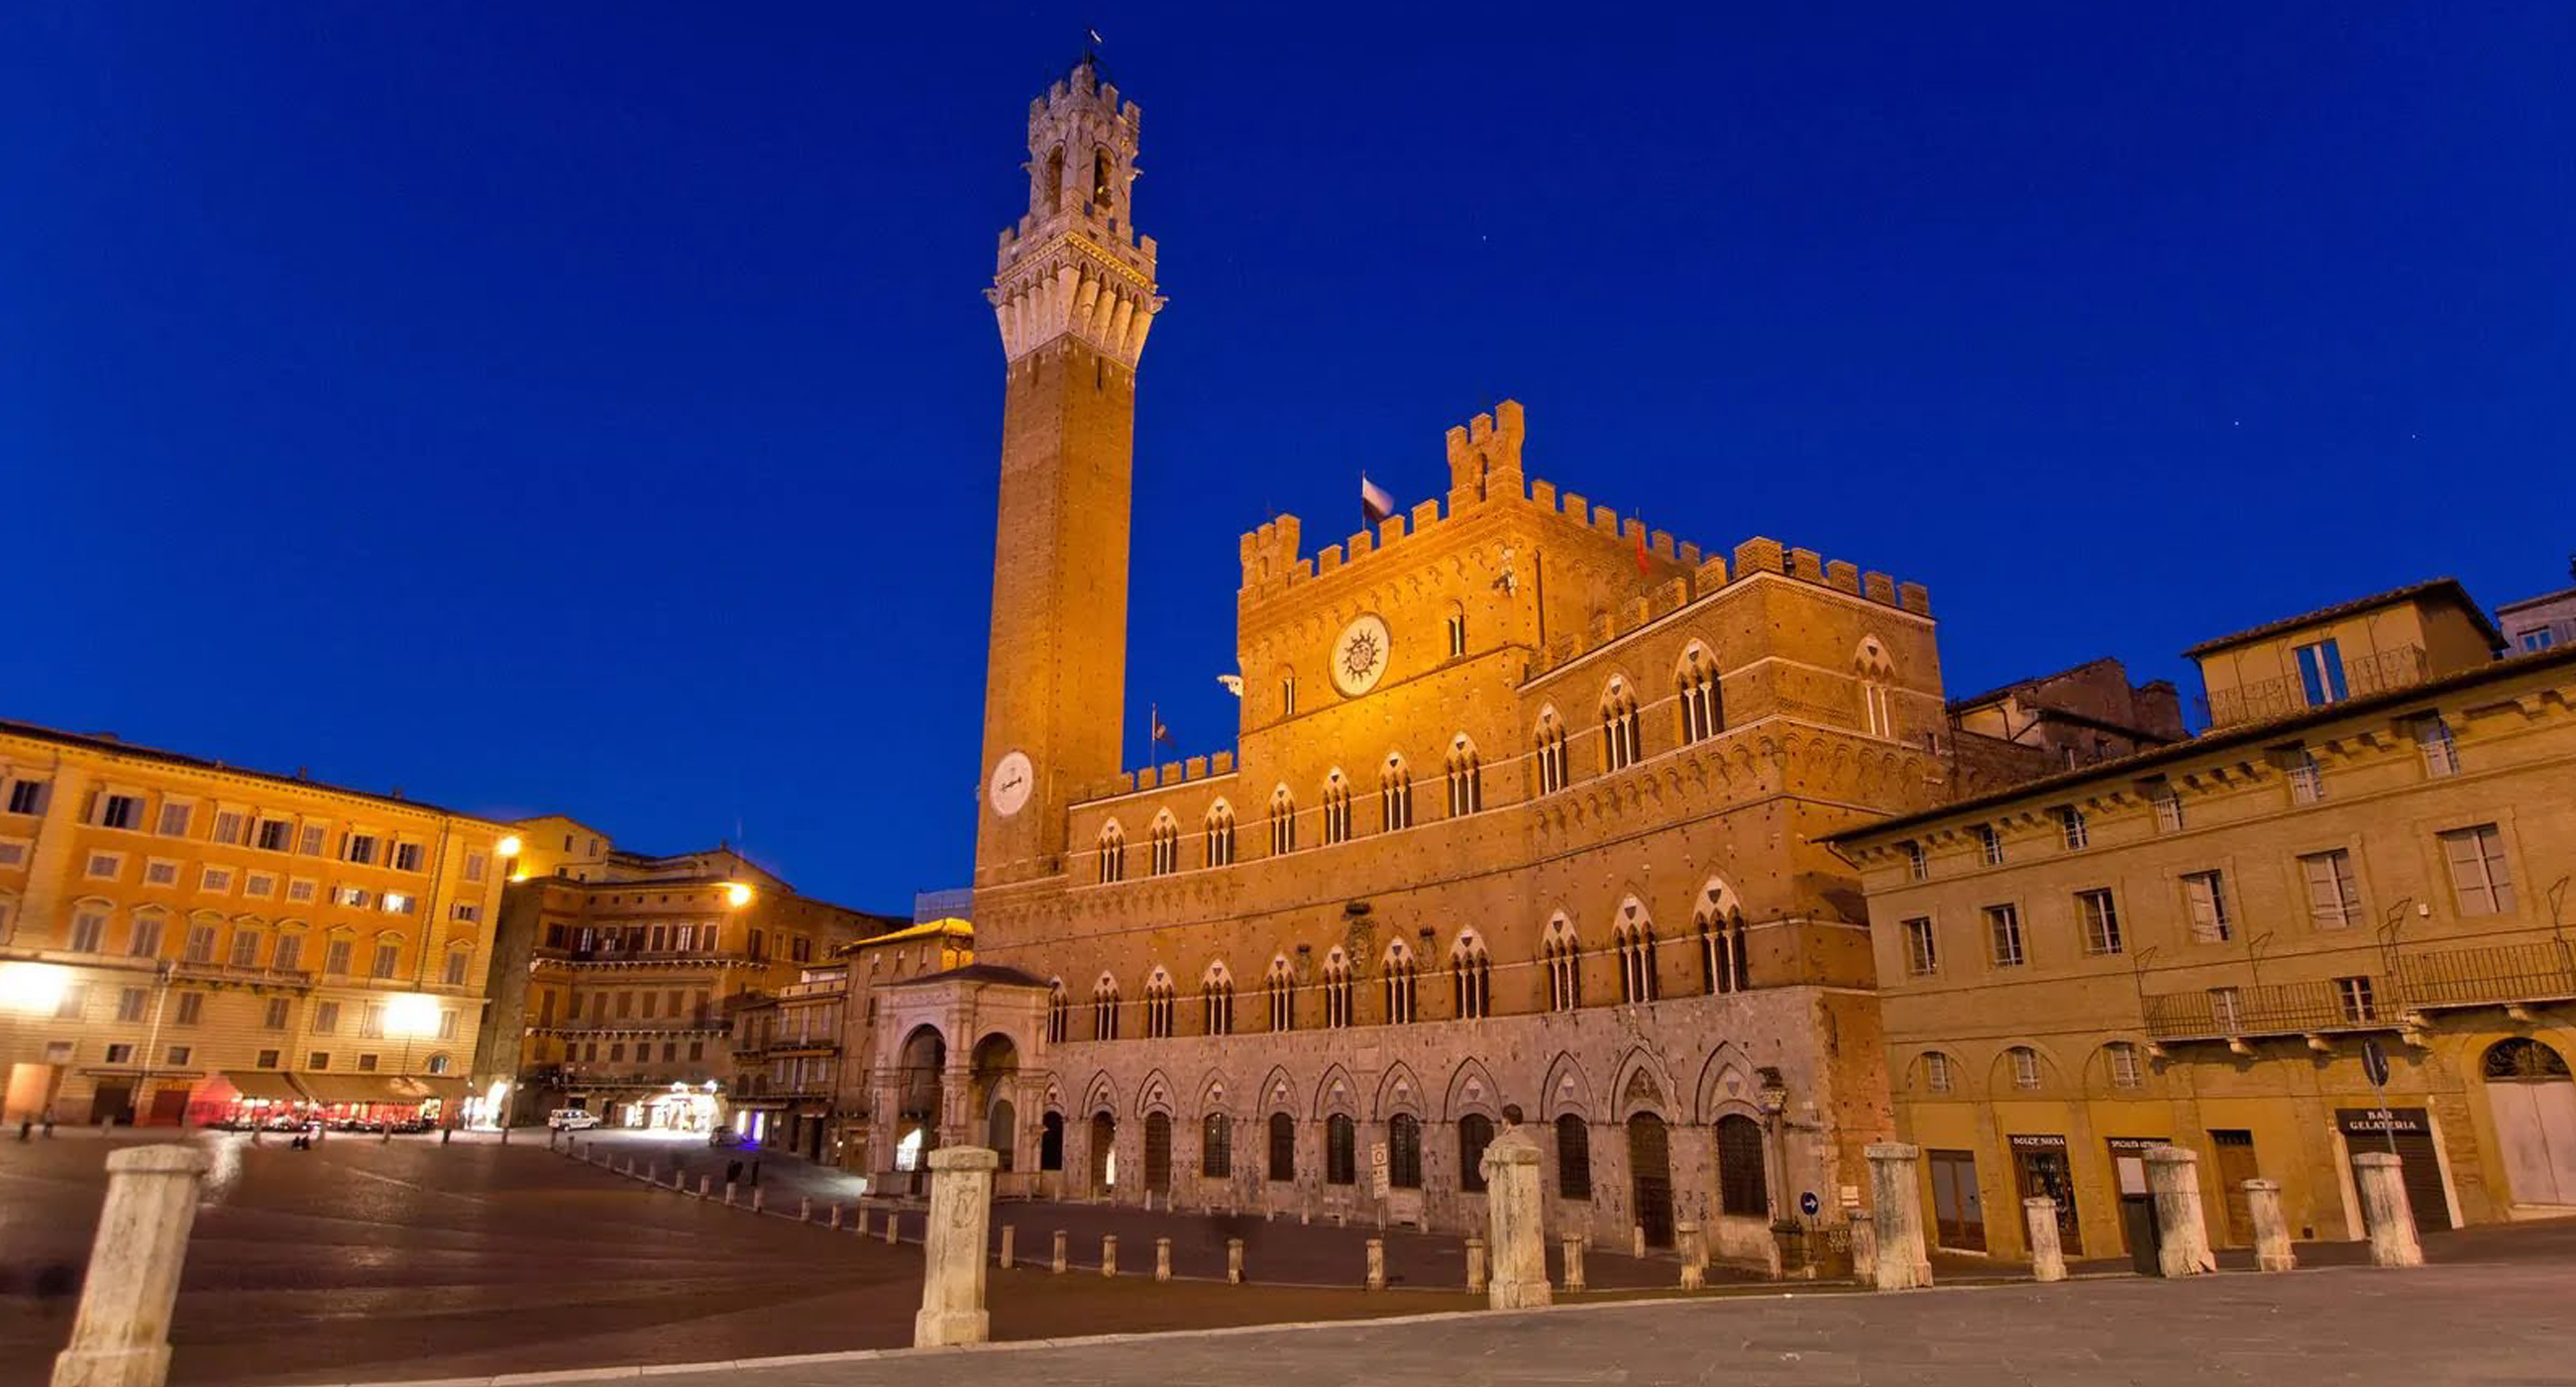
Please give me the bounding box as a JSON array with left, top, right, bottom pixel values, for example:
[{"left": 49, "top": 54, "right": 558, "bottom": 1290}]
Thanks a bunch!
[
  {"left": 1257, "top": 1064, "right": 1298, "bottom": 1116},
  {"left": 1199, "top": 957, "right": 1233, "bottom": 990},
  {"left": 1373, "top": 1060, "right": 1427, "bottom": 1120},
  {"left": 1041, "top": 1077, "right": 1066, "bottom": 1114},
  {"left": 1614, "top": 892, "right": 1653, "bottom": 936},
  {"left": 1442, "top": 1056, "right": 1506, "bottom": 1122},
  {"left": 2080, "top": 1032, "right": 2160, "bottom": 1099},
  {"left": 1690, "top": 1040, "right": 1764, "bottom": 1123},
  {"left": 1195, "top": 1067, "right": 1236, "bottom": 1117},
  {"left": 1540, "top": 1051, "right": 1597, "bottom": 1121},
  {"left": 1905, "top": 1047, "right": 1973, "bottom": 1100},
  {"left": 1080, "top": 1069, "right": 1122, "bottom": 1120},
  {"left": 1148, "top": 807, "right": 1178, "bottom": 832},
  {"left": 1986, "top": 1037, "right": 2071, "bottom": 1096},
  {"left": 1853, "top": 634, "right": 1896, "bottom": 677},
  {"left": 1314, "top": 1062, "right": 1360, "bottom": 1120},
  {"left": 1608, "top": 1045, "right": 1680, "bottom": 1121},
  {"left": 1673, "top": 638, "right": 1715, "bottom": 680},
  {"left": 1134, "top": 1067, "right": 1177, "bottom": 1119}
]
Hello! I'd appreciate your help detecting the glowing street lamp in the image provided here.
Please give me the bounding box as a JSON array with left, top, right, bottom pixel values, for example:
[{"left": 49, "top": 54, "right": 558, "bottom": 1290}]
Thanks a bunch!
[
  {"left": 495, "top": 834, "right": 524, "bottom": 860},
  {"left": 384, "top": 992, "right": 442, "bottom": 1039},
  {"left": 0, "top": 962, "right": 69, "bottom": 1016},
  {"left": 724, "top": 882, "right": 754, "bottom": 908}
]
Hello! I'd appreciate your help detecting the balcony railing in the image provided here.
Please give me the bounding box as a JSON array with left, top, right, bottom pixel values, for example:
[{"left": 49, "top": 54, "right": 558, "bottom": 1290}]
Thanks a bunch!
[
  {"left": 2143, "top": 936, "right": 2576, "bottom": 1042},
  {"left": 2200, "top": 645, "right": 2427, "bottom": 728},
  {"left": 170, "top": 960, "right": 316, "bottom": 987}
]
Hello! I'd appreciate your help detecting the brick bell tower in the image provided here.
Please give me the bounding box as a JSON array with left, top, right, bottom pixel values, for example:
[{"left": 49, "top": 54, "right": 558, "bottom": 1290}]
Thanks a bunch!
[{"left": 974, "top": 58, "right": 1162, "bottom": 890}]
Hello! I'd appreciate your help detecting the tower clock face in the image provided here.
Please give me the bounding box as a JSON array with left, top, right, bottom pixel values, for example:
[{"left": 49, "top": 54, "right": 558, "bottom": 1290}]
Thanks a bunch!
[
  {"left": 989, "top": 750, "right": 1034, "bottom": 817},
  {"left": 1331, "top": 614, "right": 1393, "bottom": 696}
]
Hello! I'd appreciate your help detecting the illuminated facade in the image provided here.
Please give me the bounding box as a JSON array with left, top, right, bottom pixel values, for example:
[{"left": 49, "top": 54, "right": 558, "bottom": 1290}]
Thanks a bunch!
[
  {"left": 1836, "top": 583, "right": 2576, "bottom": 1259},
  {"left": 490, "top": 825, "right": 894, "bottom": 1129},
  {"left": 0, "top": 720, "right": 512, "bottom": 1125}
]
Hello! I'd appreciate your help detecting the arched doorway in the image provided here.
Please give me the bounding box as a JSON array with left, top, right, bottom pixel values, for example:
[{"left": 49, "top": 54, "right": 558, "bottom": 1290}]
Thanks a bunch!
[
  {"left": 1038, "top": 1111, "right": 1065, "bottom": 1172},
  {"left": 897, "top": 1026, "right": 946, "bottom": 1195},
  {"left": 1627, "top": 1112, "right": 1673, "bottom": 1247},
  {"left": 971, "top": 1034, "right": 1020, "bottom": 1171},
  {"left": 1144, "top": 1111, "right": 1173, "bottom": 1194},
  {"left": 2484, "top": 1038, "right": 2576, "bottom": 1206},
  {"left": 1089, "top": 1111, "right": 1117, "bottom": 1197}
]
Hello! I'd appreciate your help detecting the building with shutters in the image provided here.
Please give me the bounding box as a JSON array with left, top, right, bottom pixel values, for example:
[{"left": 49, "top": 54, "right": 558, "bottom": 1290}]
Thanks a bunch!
[
  {"left": 1833, "top": 580, "right": 2576, "bottom": 1262},
  {"left": 0, "top": 720, "right": 515, "bottom": 1127}
]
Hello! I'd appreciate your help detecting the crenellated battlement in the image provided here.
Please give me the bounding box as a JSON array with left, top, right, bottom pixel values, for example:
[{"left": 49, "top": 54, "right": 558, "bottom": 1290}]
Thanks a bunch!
[
  {"left": 1072, "top": 750, "right": 1239, "bottom": 809},
  {"left": 1522, "top": 534, "right": 1933, "bottom": 680},
  {"left": 990, "top": 56, "right": 1161, "bottom": 369}
]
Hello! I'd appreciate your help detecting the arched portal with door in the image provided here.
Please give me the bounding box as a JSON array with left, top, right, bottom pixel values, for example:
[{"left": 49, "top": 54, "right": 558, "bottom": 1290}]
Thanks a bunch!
[
  {"left": 2483, "top": 1037, "right": 2576, "bottom": 1207},
  {"left": 1627, "top": 1112, "right": 1674, "bottom": 1247},
  {"left": 970, "top": 1033, "right": 1020, "bottom": 1171},
  {"left": 1144, "top": 1111, "right": 1173, "bottom": 1194},
  {"left": 1715, "top": 1113, "right": 1770, "bottom": 1221},
  {"left": 896, "top": 1025, "right": 946, "bottom": 1193},
  {"left": 1089, "top": 1111, "right": 1118, "bottom": 1196}
]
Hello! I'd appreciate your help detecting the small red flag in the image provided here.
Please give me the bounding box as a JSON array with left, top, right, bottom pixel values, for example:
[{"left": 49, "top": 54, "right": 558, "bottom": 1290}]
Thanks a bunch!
[{"left": 1634, "top": 518, "right": 1649, "bottom": 576}]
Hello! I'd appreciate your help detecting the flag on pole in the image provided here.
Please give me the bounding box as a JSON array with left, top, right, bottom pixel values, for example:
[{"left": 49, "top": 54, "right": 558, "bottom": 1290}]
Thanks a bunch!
[
  {"left": 1150, "top": 703, "right": 1175, "bottom": 749},
  {"left": 1360, "top": 474, "right": 1397, "bottom": 529}
]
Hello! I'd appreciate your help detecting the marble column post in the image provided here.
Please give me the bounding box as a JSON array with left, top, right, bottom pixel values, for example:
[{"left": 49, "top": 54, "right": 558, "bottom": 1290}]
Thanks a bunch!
[
  {"left": 1365, "top": 1238, "right": 1385, "bottom": 1291},
  {"left": 1227, "top": 1238, "right": 1244, "bottom": 1284},
  {"left": 1866, "top": 1142, "right": 1932, "bottom": 1290},
  {"left": 1676, "top": 1221, "right": 1704, "bottom": 1289},
  {"left": 1479, "top": 1125, "right": 1551, "bottom": 1310},
  {"left": 2352, "top": 1153, "right": 2423, "bottom": 1268},
  {"left": 2244, "top": 1180, "right": 2295, "bottom": 1271},
  {"left": 1560, "top": 1236, "right": 1586, "bottom": 1292},
  {"left": 1155, "top": 1237, "right": 1172, "bottom": 1283},
  {"left": 50, "top": 1144, "right": 209, "bottom": 1387},
  {"left": 2023, "top": 1198, "right": 2065, "bottom": 1283},
  {"left": 1463, "top": 1236, "right": 1487, "bottom": 1294},
  {"left": 999, "top": 1225, "right": 1014, "bottom": 1269},
  {"left": 1848, "top": 1207, "right": 1877, "bottom": 1284},
  {"left": 2145, "top": 1145, "right": 2214, "bottom": 1277},
  {"left": 1051, "top": 1228, "right": 1067, "bottom": 1273},
  {"left": 1101, "top": 1233, "right": 1118, "bottom": 1277},
  {"left": 912, "top": 1146, "right": 996, "bottom": 1348}
]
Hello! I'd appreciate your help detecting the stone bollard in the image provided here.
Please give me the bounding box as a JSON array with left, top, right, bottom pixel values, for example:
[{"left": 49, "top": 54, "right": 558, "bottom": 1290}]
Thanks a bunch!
[
  {"left": 1464, "top": 1236, "right": 1487, "bottom": 1294},
  {"left": 1867, "top": 1142, "right": 1934, "bottom": 1290},
  {"left": 912, "top": 1146, "right": 998, "bottom": 1348},
  {"left": 829, "top": 1204, "right": 844, "bottom": 1230},
  {"left": 645, "top": 1163, "right": 657, "bottom": 1184},
  {"left": 1365, "top": 1238, "right": 1386, "bottom": 1291},
  {"left": 798, "top": 1196, "right": 810, "bottom": 1223},
  {"left": 672, "top": 1169, "right": 685, "bottom": 1192},
  {"left": 884, "top": 1211, "right": 901, "bottom": 1244},
  {"left": 1052, "top": 1229, "right": 1068, "bottom": 1274},
  {"left": 2353, "top": 1153, "right": 2424, "bottom": 1268},
  {"left": 1560, "top": 1235, "right": 1586, "bottom": 1292},
  {"left": 1155, "top": 1236, "right": 1172, "bottom": 1283},
  {"left": 697, "top": 1174, "right": 711, "bottom": 1199},
  {"left": 620, "top": 1156, "right": 632, "bottom": 1174},
  {"left": 1101, "top": 1233, "right": 1118, "bottom": 1277},
  {"left": 2145, "top": 1145, "right": 2215, "bottom": 1277},
  {"left": 751, "top": 1187, "right": 765, "bottom": 1215},
  {"left": 2243, "top": 1179, "right": 2295, "bottom": 1271},
  {"left": 1000, "top": 1225, "right": 1016, "bottom": 1268},
  {"left": 1848, "top": 1207, "right": 1877, "bottom": 1284},
  {"left": 1631, "top": 1225, "right": 1647, "bottom": 1259},
  {"left": 1228, "top": 1237, "right": 1244, "bottom": 1285},
  {"left": 50, "top": 1144, "right": 210, "bottom": 1387},
  {"left": 2023, "top": 1198, "right": 2066, "bottom": 1283},
  {"left": 723, "top": 1181, "right": 737, "bottom": 1208},
  {"left": 1676, "top": 1222, "right": 1704, "bottom": 1289},
  {"left": 1479, "top": 1125, "right": 1552, "bottom": 1309}
]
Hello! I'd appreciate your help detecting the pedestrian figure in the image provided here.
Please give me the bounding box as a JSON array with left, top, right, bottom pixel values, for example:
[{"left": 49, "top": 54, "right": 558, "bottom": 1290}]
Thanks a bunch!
[
  {"left": 42, "top": 1111, "right": 55, "bottom": 1138},
  {"left": 16, "top": 1118, "right": 30, "bottom": 1142},
  {"left": 751, "top": 1159, "right": 762, "bottom": 1187}
]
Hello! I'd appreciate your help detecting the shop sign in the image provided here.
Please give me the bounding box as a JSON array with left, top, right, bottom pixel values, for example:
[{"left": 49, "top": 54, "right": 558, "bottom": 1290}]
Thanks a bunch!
[
  {"left": 2336, "top": 1107, "right": 2427, "bottom": 1136},
  {"left": 2006, "top": 1132, "right": 2069, "bottom": 1151}
]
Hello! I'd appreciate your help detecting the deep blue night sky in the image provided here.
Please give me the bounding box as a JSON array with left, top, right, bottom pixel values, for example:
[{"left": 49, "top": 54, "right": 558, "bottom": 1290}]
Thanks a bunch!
[{"left": 6, "top": 5, "right": 2569, "bottom": 910}]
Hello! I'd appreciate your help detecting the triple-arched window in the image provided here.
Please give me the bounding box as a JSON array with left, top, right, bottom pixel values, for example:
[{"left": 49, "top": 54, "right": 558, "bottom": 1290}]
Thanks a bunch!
[
  {"left": 1601, "top": 678, "right": 1642, "bottom": 772},
  {"left": 1379, "top": 756, "right": 1414, "bottom": 831},
  {"left": 1142, "top": 967, "right": 1176, "bottom": 1039},
  {"left": 1677, "top": 644, "right": 1720, "bottom": 743},
  {"left": 1205, "top": 801, "right": 1236, "bottom": 867},
  {"left": 1534, "top": 709, "right": 1569, "bottom": 794},
  {"left": 1045, "top": 979, "right": 1070, "bottom": 1044},
  {"left": 1092, "top": 974, "right": 1121, "bottom": 1040},
  {"left": 1697, "top": 883, "right": 1751, "bottom": 995},
  {"left": 1096, "top": 821, "right": 1126, "bottom": 884},
  {"left": 1544, "top": 914, "right": 1582, "bottom": 1012},
  {"left": 1265, "top": 954, "right": 1295, "bottom": 1032},
  {"left": 1382, "top": 940, "right": 1418, "bottom": 1023},
  {"left": 1201, "top": 962, "right": 1234, "bottom": 1036},
  {"left": 1322, "top": 947, "right": 1354, "bottom": 1029},
  {"left": 1615, "top": 907, "right": 1659, "bottom": 1005},
  {"left": 1148, "top": 813, "right": 1179, "bottom": 877},
  {"left": 1446, "top": 735, "right": 1482, "bottom": 816},
  {"left": 1450, "top": 930, "right": 1491, "bottom": 1020},
  {"left": 1268, "top": 786, "right": 1297, "bottom": 855}
]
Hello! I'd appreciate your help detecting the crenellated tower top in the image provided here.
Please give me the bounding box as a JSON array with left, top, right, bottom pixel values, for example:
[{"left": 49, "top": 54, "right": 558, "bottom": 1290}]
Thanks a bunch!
[{"left": 987, "top": 58, "right": 1163, "bottom": 370}]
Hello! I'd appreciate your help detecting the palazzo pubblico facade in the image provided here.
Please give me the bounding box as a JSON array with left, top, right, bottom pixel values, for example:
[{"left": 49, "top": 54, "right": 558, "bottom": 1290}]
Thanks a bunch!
[{"left": 862, "top": 60, "right": 1970, "bottom": 1270}]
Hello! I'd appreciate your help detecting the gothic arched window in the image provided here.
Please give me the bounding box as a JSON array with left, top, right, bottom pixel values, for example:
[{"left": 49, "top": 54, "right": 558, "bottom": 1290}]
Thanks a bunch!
[
  {"left": 1382, "top": 939, "right": 1417, "bottom": 1023},
  {"left": 1677, "top": 643, "right": 1720, "bottom": 743},
  {"left": 1535, "top": 708, "right": 1568, "bottom": 794},
  {"left": 1091, "top": 974, "right": 1121, "bottom": 1041},
  {"left": 1600, "top": 678, "right": 1642, "bottom": 772},
  {"left": 1696, "top": 881, "right": 1750, "bottom": 995},
  {"left": 1148, "top": 812, "right": 1179, "bottom": 877},
  {"left": 1322, "top": 772, "right": 1352, "bottom": 844},
  {"left": 1322, "top": 947, "right": 1354, "bottom": 1029},
  {"left": 1450, "top": 929, "right": 1491, "bottom": 1020},
  {"left": 1544, "top": 913, "right": 1582, "bottom": 1012},
  {"left": 1265, "top": 954, "right": 1295, "bottom": 1032},
  {"left": 1379, "top": 755, "right": 1414, "bottom": 832},
  {"left": 1200, "top": 961, "right": 1234, "bottom": 1036},
  {"left": 1096, "top": 821, "right": 1126, "bottom": 885},
  {"left": 1142, "top": 967, "right": 1176, "bottom": 1039},
  {"left": 1614, "top": 904, "right": 1659, "bottom": 1005},
  {"left": 1446, "top": 734, "right": 1482, "bottom": 816},
  {"left": 1205, "top": 800, "right": 1236, "bottom": 867},
  {"left": 1268, "top": 785, "right": 1297, "bottom": 855}
]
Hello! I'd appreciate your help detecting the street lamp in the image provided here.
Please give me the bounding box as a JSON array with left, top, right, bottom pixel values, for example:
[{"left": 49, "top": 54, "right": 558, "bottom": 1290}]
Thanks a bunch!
[
  {"left": 724, "top": 882, "right": 754, "bottom": 909},
  {"left": 0, "top": 962, "right": 69, "bottom": 1016}
]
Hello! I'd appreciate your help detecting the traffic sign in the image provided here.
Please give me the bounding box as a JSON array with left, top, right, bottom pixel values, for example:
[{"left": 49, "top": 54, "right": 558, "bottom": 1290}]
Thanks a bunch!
[
  {"left": 1798, "top": 1190, "right": 1820, "bottom": 1217},
  {"left": 2361, "top": 1038, "right": 2391, "bottom": 1088}
]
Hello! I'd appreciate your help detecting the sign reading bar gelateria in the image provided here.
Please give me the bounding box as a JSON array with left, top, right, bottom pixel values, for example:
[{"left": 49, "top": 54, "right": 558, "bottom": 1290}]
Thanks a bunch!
[{"left": 2336, "top": 1107, "right": 2429, "bottom": 1136}]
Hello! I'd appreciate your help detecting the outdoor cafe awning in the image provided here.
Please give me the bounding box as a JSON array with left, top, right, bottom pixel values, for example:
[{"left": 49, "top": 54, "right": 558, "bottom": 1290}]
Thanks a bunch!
[
  {"left": 291, "top": 1074, "right": 416, "bottom": 1106},
  {"left": 393, "top": 1075, "right": 469, "bottom": 1103},
  {"left": 220, "top": 1071, "right": 307, "bottom": 1103}
]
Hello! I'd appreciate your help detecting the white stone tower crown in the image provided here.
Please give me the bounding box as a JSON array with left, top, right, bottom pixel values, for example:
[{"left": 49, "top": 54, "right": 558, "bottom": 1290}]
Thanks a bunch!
[{"left": 988, "top": 58, "right": 1163, "bottom": 370}]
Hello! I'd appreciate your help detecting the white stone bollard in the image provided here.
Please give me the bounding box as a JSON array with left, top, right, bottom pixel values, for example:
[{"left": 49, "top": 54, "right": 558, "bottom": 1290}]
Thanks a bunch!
[
  {"left": 1464, "top": 1236, "right": 1487, "bottom": 1294},
  {"left": 751, "top": 1187, "right": 765, "bottom": 1214},
  {"left": 798, "top": 1196, "right": 810, "bottom": 1223},
  {"left": 50, "top": 1144, "right": 210, "bottom": 1387},
  {"left": 829, "top": 1204, "right": 844, "bottom": 1230},
  {"left": 1631, "top": 1225, "right": 1647, "bottom": 1259},
  {"left": 884, "top": 1211, "right": 901, "bottom": 1244},
  {"left": 1479, "top": 1125, "right": 1552, "bottom": 1309},
  {"left": 1676, "top": 1221, "right": 1704, "bottom": 1289},
  {"left": 2353, "top": 1153, "right": 2424, "bottom": 1268},
  {"left": 697, "top": 1174, "right": 711, "bottom": 1199},
  {"left": 723, "top": 1180, "right": 737, "bottom": 1207},
  {"left": 1365, "top": 1237, "right": 1386, "bottom": 1291},
  {"left": 2245, "top": 1179, "right": 2295, "bottom": 1272},
  {"left": 2023, "top": 1198, "right": 2066, "bottom": 1283},
  {"left": 1868, "top": 1142, "right": 1933, "bottom": 1290},
  {"left": 2145, "top": 1145, "right": 2215, "bottom": 1277},
  {"left": 999, "top": 1225, "right": 1015, "bottom": 1268},
  {"left": 1227, "top": 1237, "right": 1244, "bottom": 1284},
  {"left": 912, "top": 1146, "right": 998, "bottom": 1348},
  {"left": 1101, "top": 1233, "right": 1118, "bottom": 1277},
  {"left": 1848, "top": 1207, "right": 1877, "bottom": 1284},
  {"left": 671, "top": 1169, "right": 685, "bottom": 1192},
  {"left": 1052, "top": 1228, "right": 1068, "bottom": 1274},
  {"left": 1560, "top": 1235, "right": 1586, "bottom": 1292},
  {"left": 645, "top": 1163, "right": 657, "bottom": 1184},
  {"left": 1155, "top": 1236, "right": 1172, "bottom": 1282}
]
